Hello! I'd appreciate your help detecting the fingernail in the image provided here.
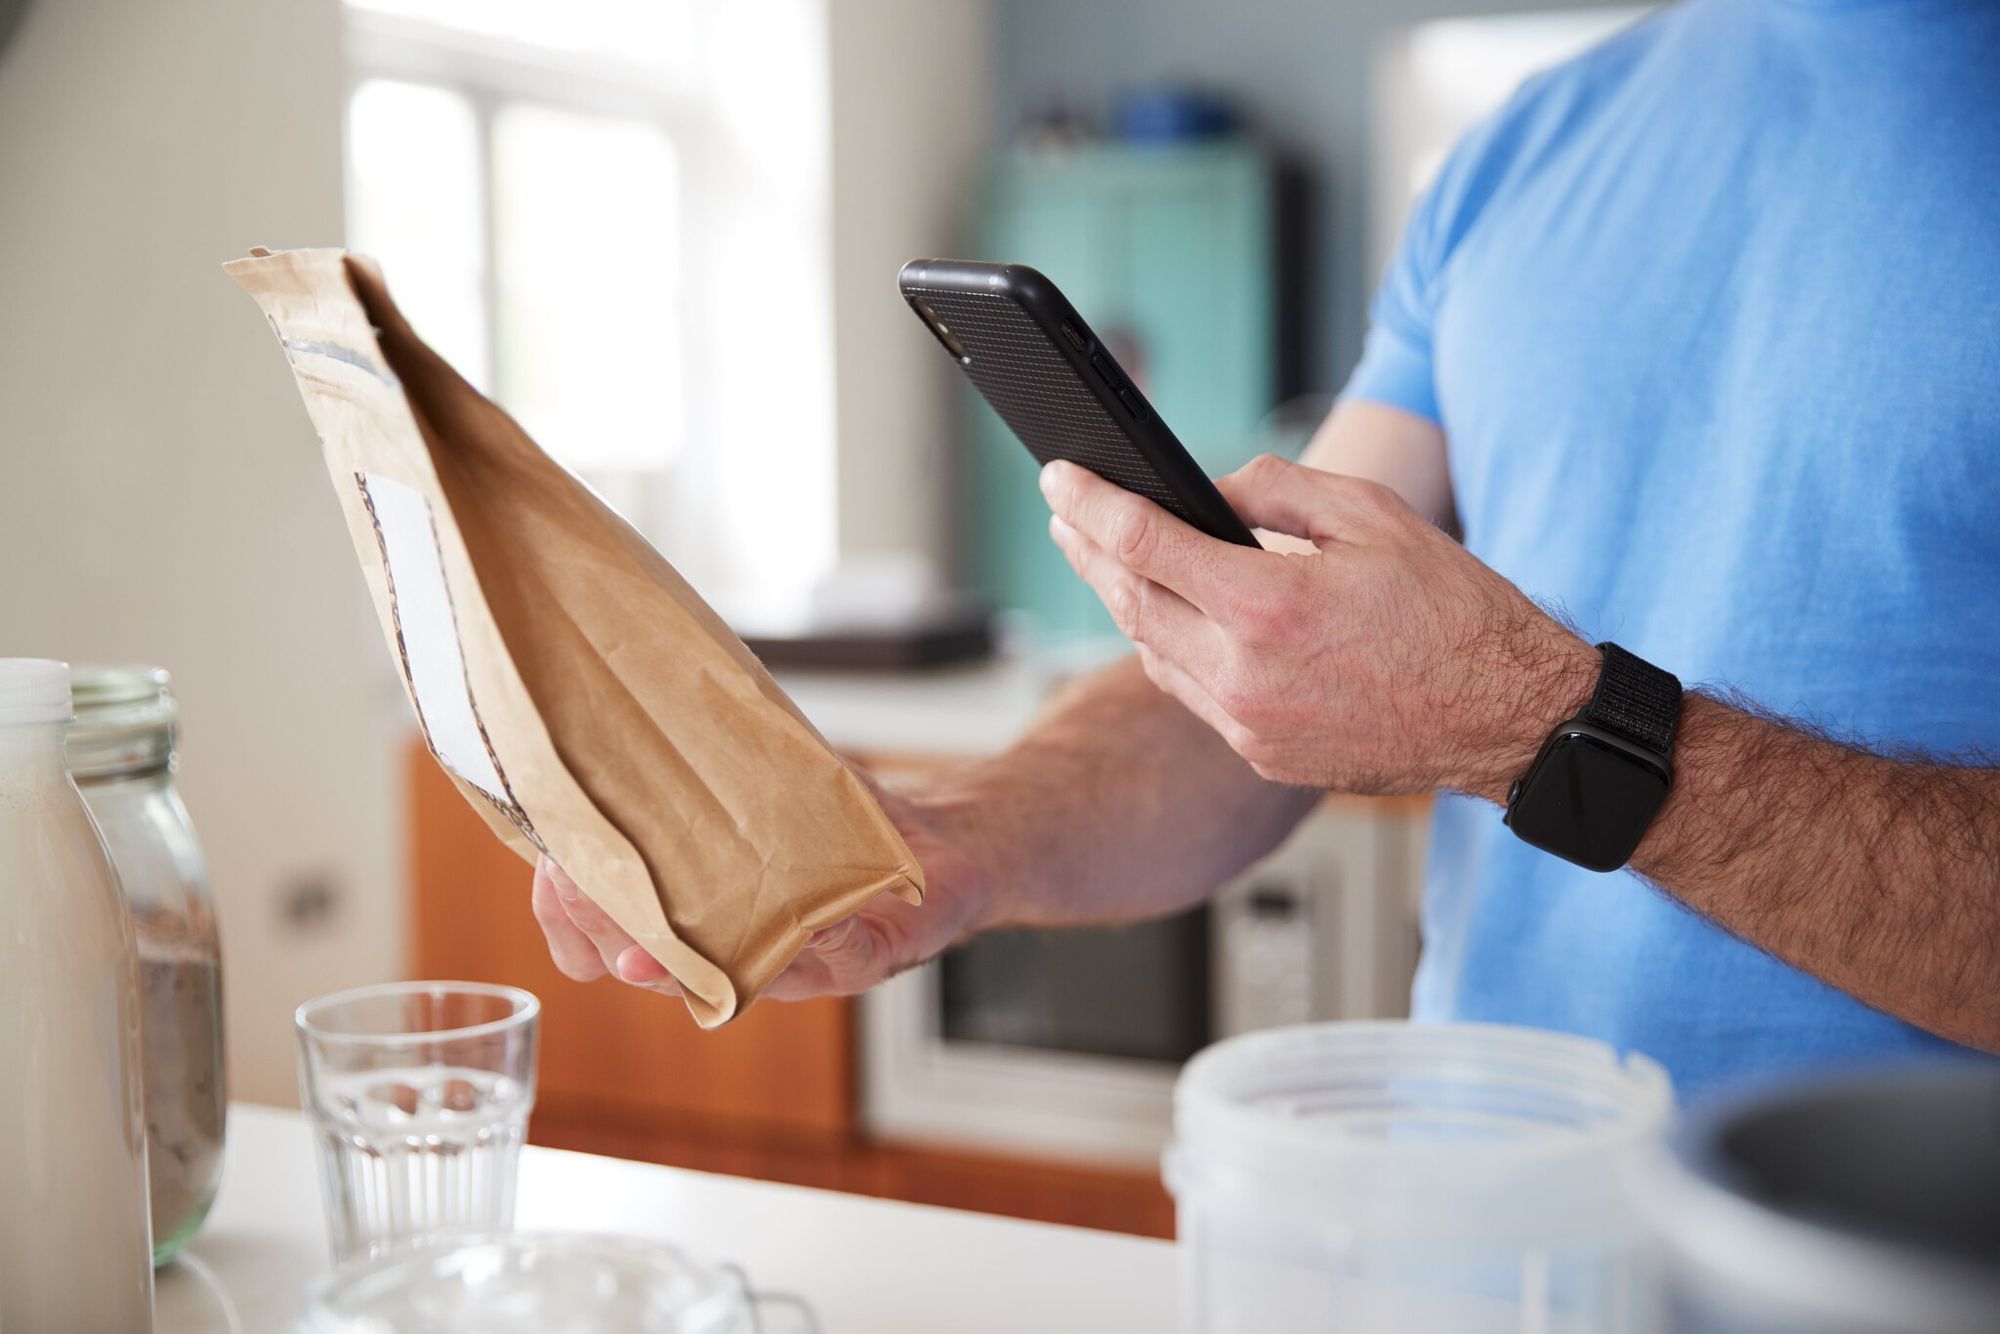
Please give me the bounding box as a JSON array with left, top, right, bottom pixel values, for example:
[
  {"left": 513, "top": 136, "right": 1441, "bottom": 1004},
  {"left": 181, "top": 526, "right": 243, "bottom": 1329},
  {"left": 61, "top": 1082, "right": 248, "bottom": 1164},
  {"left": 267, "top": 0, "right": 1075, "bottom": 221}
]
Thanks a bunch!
[
  {"left": 553, "top": 874, "right": 578, "bottom": 903},
  {"left": 1039, "top": 461, "right": 1066, "bottom": 498}
]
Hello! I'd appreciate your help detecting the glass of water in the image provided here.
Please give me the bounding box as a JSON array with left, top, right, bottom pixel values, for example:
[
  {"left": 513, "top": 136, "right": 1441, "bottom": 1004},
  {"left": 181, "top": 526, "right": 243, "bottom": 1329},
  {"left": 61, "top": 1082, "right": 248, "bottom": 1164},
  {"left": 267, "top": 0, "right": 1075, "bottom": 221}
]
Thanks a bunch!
[{"left": 295, "top": 981, "right": 540, "bottom": 1262}]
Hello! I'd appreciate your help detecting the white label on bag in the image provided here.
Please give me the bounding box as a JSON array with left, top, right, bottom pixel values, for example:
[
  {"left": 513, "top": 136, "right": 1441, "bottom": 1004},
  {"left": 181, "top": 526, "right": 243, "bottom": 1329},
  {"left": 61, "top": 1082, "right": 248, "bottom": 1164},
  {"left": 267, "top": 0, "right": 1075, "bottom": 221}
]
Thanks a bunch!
[{"left": 358, "top": 471, "right": 512, "bottom": 805}]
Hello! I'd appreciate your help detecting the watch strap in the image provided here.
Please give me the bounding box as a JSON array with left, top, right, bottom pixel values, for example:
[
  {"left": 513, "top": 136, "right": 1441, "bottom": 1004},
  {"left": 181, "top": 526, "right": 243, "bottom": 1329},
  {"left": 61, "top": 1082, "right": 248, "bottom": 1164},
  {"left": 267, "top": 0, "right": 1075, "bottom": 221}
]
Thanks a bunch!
[{"left": 1582, "top": 643, "right": 1682, "bottom": 757}]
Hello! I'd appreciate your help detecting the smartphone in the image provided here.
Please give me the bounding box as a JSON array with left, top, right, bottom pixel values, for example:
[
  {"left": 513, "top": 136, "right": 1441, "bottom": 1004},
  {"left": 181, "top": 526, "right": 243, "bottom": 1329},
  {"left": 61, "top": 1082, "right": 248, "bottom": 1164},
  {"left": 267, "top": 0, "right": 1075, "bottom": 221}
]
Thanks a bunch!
[{"left": 898, "top": 259, "right": 1259, "bottom": 547}]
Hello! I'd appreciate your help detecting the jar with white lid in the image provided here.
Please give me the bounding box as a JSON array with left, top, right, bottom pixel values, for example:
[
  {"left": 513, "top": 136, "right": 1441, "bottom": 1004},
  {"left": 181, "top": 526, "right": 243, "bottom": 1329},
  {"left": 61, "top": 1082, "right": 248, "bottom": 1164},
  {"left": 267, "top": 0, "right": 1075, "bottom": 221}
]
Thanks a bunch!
[
  {"left": 0, "top": 658, "right": 155, "bottom": 1331},
  {"left": 68, "top": 664, "right": 227, "bottom": 1266}
]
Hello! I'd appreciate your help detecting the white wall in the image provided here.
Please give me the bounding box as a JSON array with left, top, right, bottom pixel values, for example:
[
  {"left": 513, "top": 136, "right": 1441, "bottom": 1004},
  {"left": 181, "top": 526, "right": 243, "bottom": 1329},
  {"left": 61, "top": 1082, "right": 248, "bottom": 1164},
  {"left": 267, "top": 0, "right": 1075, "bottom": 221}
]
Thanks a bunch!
[
  {"left": 0, "top": 0, "right": 406, "bottom": 1105},
  {"left": 826, "top": 0, "right": 993, "bottom": 577},
  {"left": 0, "top": 0, "right": 993, "bottom": 1103}
]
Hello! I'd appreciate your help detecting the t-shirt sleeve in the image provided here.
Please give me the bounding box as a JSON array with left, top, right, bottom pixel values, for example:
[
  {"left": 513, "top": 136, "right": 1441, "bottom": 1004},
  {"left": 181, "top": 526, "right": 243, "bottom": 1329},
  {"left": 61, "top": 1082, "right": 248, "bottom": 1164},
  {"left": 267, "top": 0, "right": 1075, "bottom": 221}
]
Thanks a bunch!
[
  {"left": 1341, "top": 165, "right": 1463, "bottom": 425},
  {"left": 1344, "top": 278, "right": 1443, "bottom": 423},
  {"left": 1340, "top": 88, "right": 1545, "bottom": 427}
]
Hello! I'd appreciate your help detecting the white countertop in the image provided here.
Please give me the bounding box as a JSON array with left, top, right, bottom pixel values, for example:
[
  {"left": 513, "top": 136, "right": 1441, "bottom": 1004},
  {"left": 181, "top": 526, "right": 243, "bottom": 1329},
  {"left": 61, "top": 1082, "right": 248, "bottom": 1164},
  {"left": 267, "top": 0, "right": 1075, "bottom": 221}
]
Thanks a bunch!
[{"left": 157, "top": 1104, "right": 1178, "bottom": 1334}]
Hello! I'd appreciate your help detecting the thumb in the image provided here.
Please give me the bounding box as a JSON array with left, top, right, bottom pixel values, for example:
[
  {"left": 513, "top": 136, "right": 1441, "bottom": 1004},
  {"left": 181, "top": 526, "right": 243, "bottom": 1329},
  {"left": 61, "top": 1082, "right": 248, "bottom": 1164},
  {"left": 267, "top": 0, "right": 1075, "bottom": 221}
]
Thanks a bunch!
[{"left": 1215, "top": 454, "right": 1371, "bottom": 549}]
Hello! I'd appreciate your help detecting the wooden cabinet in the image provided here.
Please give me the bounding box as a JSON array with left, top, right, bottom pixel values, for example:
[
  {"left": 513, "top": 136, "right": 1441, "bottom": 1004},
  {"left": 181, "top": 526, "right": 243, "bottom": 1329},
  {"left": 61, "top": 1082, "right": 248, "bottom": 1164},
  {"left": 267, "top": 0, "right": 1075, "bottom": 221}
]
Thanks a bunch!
[
  {"left": 407, "top": 740, "right": 1174, "bottom": 1237},
  {"left": 409, "top": 740, "right": 854, "bottom": 1142}
]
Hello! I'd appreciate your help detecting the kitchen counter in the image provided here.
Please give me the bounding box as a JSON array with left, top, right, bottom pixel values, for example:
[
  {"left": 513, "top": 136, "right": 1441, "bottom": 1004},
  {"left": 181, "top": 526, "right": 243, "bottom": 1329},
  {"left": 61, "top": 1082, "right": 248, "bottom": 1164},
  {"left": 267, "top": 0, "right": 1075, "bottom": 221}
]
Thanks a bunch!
[{"left": 157, "top": 1104, "right": 1179, "bottom": 1333}]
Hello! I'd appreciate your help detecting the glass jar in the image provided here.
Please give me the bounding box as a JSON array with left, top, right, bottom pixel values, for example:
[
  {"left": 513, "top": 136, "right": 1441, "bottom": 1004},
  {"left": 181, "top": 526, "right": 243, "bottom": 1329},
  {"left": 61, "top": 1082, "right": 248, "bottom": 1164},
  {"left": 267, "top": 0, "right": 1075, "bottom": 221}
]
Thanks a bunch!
[{"left": 68, "top": 665, "right": 226, "bottom": 1266}]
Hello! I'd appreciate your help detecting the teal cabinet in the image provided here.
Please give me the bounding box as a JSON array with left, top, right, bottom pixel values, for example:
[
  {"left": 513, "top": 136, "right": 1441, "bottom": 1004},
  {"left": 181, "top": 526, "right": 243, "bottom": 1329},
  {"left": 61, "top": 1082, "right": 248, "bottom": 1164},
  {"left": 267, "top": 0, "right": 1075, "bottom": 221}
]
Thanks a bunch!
[{"left": 969, "top": 142, "right": 1274, "bottom": 643}]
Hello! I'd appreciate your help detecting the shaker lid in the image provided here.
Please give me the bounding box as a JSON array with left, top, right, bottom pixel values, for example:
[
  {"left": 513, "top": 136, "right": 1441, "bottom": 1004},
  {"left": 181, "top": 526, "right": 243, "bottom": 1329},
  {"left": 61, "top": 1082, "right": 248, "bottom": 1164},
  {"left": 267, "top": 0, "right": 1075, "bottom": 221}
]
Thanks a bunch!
[{"left": 0, "top": 659, "right": 72, "bottom": 725}]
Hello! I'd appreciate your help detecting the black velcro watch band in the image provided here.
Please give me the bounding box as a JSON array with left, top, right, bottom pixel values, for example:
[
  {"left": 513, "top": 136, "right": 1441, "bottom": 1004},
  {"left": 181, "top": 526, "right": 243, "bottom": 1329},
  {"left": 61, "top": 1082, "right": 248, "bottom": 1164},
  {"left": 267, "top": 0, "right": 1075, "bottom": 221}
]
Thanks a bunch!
[{"left": 1583, "top": 642, "right": 1683, "bottom": 757}]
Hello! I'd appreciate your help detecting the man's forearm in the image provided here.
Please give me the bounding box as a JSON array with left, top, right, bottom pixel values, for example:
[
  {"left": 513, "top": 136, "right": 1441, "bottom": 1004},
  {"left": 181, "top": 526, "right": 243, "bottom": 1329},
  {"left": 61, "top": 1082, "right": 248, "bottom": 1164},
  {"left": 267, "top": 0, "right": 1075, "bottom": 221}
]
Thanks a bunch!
[
  {"left": 1018, "top": 407, "right": 2000, "bottom": 1049},
  {"left": 1637, "top": 694, "right": 2000, "bottom": 1050},
  {"left": 919, "top": 657, "right": 1319, "bottom": 930},
  {"left": 1473, "top": 648, "right": 2000, "bottom": 1052}
]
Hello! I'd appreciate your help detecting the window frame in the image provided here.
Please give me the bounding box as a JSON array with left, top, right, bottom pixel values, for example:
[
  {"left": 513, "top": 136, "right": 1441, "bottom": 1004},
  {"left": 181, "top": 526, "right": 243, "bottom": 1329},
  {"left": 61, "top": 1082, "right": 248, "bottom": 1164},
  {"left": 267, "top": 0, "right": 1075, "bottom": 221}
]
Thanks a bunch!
[{"left": 342, "top": 6, "right": 736, "bottom": 587}]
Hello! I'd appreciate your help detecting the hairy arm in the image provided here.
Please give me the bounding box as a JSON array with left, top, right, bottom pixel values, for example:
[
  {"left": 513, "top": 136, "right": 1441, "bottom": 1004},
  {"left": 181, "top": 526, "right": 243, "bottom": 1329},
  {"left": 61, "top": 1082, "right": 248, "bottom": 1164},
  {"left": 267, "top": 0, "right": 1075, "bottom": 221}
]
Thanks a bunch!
[
  {"left": 1454, "top": 663, "right": 2000, "bottom": 1052},
  {"left": 1043, "top": 433, "right": 2000, "bottom": 1053},
  {"left": 915, "top": 656, "right": 1319, "bottom": 928},
  {"left": 1628, "top": 694, "right": 2000, "bottom": 1051}
]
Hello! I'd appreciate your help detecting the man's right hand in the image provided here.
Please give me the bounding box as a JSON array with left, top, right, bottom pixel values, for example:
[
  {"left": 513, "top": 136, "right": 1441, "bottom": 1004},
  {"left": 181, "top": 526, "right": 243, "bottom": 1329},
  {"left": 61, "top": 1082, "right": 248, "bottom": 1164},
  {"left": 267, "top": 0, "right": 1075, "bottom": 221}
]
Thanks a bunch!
[{"left": 528, "top": 772, "right": 996, "bottom": 1002}]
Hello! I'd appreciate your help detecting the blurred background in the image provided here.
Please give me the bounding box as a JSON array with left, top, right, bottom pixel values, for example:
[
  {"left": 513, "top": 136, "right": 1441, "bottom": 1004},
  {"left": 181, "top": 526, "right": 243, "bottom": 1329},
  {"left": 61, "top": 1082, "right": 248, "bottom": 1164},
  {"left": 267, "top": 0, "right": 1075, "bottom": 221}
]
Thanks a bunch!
[{"left": 0, "top": 0, "right": 1638, "bottom": 1235}]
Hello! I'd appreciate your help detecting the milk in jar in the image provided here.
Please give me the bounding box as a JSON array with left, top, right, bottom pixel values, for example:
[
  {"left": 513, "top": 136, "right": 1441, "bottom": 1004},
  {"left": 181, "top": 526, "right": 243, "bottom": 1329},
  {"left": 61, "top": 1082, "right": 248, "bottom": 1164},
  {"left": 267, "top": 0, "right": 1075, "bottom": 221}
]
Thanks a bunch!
[{"left": 0, "top": 659, "right": 155, "bottom": 1332}]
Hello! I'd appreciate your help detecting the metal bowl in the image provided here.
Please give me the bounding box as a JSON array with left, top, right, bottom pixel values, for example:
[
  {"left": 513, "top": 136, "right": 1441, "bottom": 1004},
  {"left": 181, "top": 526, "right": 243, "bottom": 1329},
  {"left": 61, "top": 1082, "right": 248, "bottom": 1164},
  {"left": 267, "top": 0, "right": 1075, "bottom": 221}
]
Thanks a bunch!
[{"left": 1637, "top": 1063, "right": 2000, "bottom": 1334}]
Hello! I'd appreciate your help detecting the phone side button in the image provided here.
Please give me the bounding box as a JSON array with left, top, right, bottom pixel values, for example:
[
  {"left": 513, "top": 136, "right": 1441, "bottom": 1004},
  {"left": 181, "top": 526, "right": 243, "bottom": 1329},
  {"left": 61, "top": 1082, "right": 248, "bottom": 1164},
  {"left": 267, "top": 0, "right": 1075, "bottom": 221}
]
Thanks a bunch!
[
  {"left": 1060, "top": 320, "right": 1088, "bottom": 351},
  {"left": 1115, "top": 386, "right": 1144, "bottom": 418}
]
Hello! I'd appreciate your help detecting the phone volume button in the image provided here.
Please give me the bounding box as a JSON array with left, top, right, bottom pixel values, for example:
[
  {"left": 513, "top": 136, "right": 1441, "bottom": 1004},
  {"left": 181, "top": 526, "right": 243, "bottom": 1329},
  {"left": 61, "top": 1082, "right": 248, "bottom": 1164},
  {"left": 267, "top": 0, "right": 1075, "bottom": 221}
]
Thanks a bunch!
[{"left": 1115, "top": 386, "right": 1143, "bottom": 417}]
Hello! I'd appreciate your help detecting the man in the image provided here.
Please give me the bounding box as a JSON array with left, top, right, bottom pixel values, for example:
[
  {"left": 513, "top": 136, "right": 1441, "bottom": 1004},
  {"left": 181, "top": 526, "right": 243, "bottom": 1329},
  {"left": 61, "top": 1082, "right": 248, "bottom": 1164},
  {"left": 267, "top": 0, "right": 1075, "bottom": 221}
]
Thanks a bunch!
[{"left": 533, "top": 0, "right": 2000, "bottom": 1098}]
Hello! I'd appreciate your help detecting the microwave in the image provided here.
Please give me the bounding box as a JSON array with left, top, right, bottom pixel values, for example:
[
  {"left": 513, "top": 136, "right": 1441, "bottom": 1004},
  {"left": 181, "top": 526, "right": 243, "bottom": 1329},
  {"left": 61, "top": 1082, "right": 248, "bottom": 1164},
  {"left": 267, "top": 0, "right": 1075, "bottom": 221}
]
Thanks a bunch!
[{"left": 861, "top": 800, "right": 1426, "bottom": 1165}]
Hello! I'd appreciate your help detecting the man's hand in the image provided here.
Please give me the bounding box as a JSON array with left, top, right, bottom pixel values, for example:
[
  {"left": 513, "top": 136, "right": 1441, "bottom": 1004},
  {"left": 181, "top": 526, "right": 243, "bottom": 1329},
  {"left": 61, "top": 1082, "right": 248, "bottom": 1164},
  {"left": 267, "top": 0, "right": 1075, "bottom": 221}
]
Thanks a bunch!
[
  {"left": 530, "top": 773, "right": 995, "bottom": 1001},
  {"left": 1041, "top": 454, "right": 1599, "bottom": 798}
]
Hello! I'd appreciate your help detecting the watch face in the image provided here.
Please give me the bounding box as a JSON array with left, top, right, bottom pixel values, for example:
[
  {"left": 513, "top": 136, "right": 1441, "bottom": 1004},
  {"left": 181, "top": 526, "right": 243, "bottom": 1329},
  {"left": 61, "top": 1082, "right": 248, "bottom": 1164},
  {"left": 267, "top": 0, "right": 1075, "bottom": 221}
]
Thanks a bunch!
[{"left": 1507, "top": 729, "right": 1671, "bottom": 872}]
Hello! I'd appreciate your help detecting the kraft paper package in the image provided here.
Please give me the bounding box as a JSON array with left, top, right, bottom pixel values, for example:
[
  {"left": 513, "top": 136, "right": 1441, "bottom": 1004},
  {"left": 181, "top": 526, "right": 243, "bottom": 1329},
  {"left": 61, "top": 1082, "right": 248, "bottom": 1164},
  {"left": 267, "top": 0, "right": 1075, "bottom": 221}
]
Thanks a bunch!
[{"left": 228, "top": 248, "right": 923, "bottom": 1027}]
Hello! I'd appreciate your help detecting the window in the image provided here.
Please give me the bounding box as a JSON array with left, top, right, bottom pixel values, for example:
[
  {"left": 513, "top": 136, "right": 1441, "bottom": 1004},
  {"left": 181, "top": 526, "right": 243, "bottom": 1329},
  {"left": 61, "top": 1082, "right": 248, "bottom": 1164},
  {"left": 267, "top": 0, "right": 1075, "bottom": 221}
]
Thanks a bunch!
[{"left": 343, "top": 0, "right": 836, "bottom": 602}]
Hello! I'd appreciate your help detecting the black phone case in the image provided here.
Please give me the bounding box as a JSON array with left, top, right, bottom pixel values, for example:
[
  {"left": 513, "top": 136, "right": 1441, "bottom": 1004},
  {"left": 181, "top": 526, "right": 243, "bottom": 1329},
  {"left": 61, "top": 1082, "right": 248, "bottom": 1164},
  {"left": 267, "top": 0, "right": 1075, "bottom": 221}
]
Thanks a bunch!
[{"left": 898, "top": 259, "right": 1259, "bottom": 547}]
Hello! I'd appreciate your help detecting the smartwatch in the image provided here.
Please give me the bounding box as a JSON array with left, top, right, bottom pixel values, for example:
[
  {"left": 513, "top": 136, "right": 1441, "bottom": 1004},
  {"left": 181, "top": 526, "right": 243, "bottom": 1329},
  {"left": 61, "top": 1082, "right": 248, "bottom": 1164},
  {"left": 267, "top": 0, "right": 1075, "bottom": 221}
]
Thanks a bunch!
[{"left": 1504, "top": 643, "right": 1682, "bottom": 872}]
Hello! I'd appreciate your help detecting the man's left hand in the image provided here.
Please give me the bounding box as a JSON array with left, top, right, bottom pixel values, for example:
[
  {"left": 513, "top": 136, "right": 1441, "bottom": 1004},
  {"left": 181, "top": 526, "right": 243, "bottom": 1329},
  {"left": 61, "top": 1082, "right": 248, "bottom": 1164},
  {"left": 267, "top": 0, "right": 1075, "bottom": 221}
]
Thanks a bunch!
[{"left": 1041, "top": 454, "right": 1598, "bottom": 799}]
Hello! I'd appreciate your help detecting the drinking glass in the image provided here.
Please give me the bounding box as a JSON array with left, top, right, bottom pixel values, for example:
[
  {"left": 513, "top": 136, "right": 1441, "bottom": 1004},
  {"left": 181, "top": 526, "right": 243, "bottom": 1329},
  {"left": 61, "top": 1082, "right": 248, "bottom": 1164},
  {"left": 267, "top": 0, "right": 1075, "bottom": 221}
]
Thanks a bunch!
[{"left": 295, "top": 981, "right": 539, "bottom": 1262}]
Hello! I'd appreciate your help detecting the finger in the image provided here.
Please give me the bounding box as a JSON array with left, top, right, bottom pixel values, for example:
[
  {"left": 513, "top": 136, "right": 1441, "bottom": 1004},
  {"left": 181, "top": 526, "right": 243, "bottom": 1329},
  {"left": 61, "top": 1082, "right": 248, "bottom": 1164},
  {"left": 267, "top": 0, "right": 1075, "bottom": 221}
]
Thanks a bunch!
[
  {"left": 1144, "top": 648, "right": 1248, "bottom": 772},
  {"left": 1136, "top": 643, "right": 1244, "bottom": 743},
  {"left": 1050, "top": 515, "right": 1223, "bottom": 666},
  {"left": 546, "top": 861, "right": 644, "bottom": 977},
  {"left": 767, "top": 890, "right": 944, "bottom": 1001},
  {"left": 1214, "top": 454, "right": 1391, "bottom": 548},
  {"left": 1039, "top": 460, "right": 1262, "bottom": 613},
  {"left": 547, "top": 864, "right": 683, "bottom": 996},
  {"left": 614, "top": 945, "right": 681, "bottom": 995},
  {"left": 531, "top": 859, "right": 608, "bottom": 982},
  {"left": 766, "top": 917, "right": 885, "bottom": 1000}
]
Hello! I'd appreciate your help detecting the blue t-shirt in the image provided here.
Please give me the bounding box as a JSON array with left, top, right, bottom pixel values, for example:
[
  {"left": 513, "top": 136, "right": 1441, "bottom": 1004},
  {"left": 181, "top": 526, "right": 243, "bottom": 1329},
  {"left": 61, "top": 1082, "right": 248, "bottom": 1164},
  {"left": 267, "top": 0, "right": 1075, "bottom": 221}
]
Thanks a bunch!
[{"left": 1343, "top": 0, "right": 2000, "bottom": 1101}]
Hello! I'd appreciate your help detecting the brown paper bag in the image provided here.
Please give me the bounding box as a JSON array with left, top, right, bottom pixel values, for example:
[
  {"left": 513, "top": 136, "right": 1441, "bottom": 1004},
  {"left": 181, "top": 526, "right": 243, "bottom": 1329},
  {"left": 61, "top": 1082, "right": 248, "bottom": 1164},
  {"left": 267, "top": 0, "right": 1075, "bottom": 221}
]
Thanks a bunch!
[{"left": 227, "top": 247, "right": 923, "bottom": 1027}]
